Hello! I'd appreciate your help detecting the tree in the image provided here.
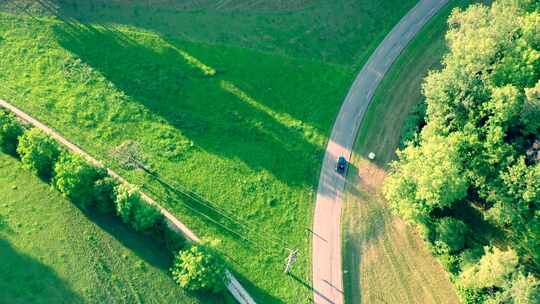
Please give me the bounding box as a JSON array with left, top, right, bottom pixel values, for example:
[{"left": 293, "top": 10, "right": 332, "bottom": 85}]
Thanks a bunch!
[
  {"left": 485, "top": 273, "right": 540, "bottom": 304},
  {"left": 386, "top": 0, "right": 540, "bottom": 286},
  {"left": 435, "top": 217, "right": 468, "bottom": 253},
  {"left": 53, "top": 153, "right": 105, "bottom": 208},
  {"left": 170, "top": 242, "right": 226, "bottom": 293},
  {"left": 17, "top": 128, "right": 60, "bottom": 179},
  {"left": 93, "top": 176, "right": 119, "bottom": 213},
  {"left": 130, "top": 200, "right": 162, "bottom": 232},
  {"left": 487, "top": 159, "right": 540, "bottom": 266},
  {"left": 507, "top": 273, "right": 540, "bottom": 304},
  {"left": 113, "top": 184, "right": 162, "bottom": 231},
  {"left": 0, "top": 111, "right": 24, "bottom": 155},
  {"left": 458, "top": 246, "right": 519, "bottom": 290},
  {"left": 114, "top": 184, "right": 139, "bottom": 224},
  {"left": 383, "top": 133, "right": 468, "bottom": 222},
  {"left": 522, "top": 80, "right": 540, "bottom": 136}
]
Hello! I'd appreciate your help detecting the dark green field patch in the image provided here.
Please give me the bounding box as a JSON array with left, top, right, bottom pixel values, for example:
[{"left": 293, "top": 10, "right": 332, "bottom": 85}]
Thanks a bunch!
[{"left": 0, "top": 153, "right": 223, "bottom": 304}]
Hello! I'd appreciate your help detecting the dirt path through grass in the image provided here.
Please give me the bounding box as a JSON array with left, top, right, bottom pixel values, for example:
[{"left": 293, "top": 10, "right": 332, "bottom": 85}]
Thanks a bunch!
[
  {"left": 312, "top": 1, "right": 449, "bottom": 303},
  {"left": 0, "top": 98, "right": 255, "bottom": 304}
]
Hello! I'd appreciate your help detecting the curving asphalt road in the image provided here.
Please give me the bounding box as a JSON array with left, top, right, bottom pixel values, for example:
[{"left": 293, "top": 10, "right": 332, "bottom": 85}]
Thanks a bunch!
[{"left": 311, "top": 0, "right": 449, "bottom": 303}]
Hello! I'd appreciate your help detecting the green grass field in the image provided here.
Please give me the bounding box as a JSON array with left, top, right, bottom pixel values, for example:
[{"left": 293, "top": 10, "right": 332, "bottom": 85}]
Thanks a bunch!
[
  {"left": 0, "top": 153, "right": 224, "bottom": 304},
  {"left": 0, "top": 1, "right": 418, "bottom": 302},
  {"left": 341, "top": 1, "right": 477, "bottom": 303}
]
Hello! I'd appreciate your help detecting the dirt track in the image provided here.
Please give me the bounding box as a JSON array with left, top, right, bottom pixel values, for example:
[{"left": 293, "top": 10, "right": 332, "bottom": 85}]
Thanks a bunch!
[{"left": 0, "top": 98, "right": 255, "bottom": 304}]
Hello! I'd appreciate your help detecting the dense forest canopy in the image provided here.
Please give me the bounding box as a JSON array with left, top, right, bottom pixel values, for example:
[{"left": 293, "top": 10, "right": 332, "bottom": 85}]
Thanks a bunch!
[{"left": 383, "top": 0, "right": 540, "bottom": 302}]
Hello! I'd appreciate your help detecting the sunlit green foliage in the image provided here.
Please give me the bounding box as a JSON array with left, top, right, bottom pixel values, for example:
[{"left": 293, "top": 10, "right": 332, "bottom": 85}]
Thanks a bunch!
[
  {"left": 17, "top": 128, "right": 60, "bottom": 179},
  {"left": 435, "top": 217, "right": 468, "bottom": 253},
  {"left": 0, "top": 111, "right": 23, "bottom": 155},
  {"left": 458, "top": 247, "right": 519, "bottom": 290},
  {"left": 171, "top": 242, "right": 226, "bottom": 293},
  {"left": 93, "top": 176, "right": 119, "bottom": 213},
  {"left": 114, "top": 184, "right": 162, "bottom": 232},
  {"left": 53, "top": 152, "right": 105, "bottom": 208},
  {"left": 384, "top": 0, "right": 540, "bottom": 302},
  {"left": 383, "top": 134, "right": 468, "bottom": 222}
]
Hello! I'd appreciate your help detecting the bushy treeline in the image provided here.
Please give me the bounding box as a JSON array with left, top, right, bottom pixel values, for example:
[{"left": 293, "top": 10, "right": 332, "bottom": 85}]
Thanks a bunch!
[
  {"left": 384, "top": 0, "right": 540, "bottom": 303},
  {"left": 0, "top": 111, "right": 226, "bottom": 294}
]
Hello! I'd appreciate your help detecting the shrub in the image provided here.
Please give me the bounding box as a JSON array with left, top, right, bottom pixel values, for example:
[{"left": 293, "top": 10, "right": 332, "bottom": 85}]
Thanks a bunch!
[
  {"left": 458, "top": 246, "right": 519, "bottom": 290},
  {"left": 483, "top": 273, "right": 540, "bottom": 304},
  {"left": 114, "top": 184, "right": 139, "bottom": 224},
  {"left": 399, "top": 101, "right": 426, "bottom": 148},
  {"left": 506, "top": 273, "right": 540, "bottom": 304},
  {"left": 435, "top": 217, "right": 468, "bottom": 253},
  {"left": 170, "top": 242, "right": 226, "bottom": 293},
  {"left": 17, "top": 128, "right": 60, "bottom": 179},
  {"left": 114, "top": 184, "right": 162, "bottom": 231},
  {"left": 433, "top": 241, "right": 461, "bottom": 274},
  {"left": 53, "top": 153, "right": 106, "bottom": 208},
  {"left": 131, "top": 200, "right": 162, "bottom": 232},
  {"left": 459, "top": 245, "right": 485, "bottom": 271},
  {"left": 93, "top": 176, "right": 119, "bottom": 213},
  {"left": 0, "top": 111, "right": 24, "bottom": 155},
  {"left": 456, "top": 285, "right": 490, "bottom": 304}
]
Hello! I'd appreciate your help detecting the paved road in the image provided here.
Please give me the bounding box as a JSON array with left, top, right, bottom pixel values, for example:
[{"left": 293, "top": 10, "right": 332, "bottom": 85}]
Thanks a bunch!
[
  {"left": 311, "top": 1, "right": 449, "bottom": 303},
  {"left": 0, "top": 98, "right": 255, "bottom": 304}
]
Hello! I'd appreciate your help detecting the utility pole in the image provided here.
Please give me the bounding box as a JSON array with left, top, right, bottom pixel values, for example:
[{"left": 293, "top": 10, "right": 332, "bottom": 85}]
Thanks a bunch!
[{"left": 284, "top": 249, "right": 298, "bottom": 274}]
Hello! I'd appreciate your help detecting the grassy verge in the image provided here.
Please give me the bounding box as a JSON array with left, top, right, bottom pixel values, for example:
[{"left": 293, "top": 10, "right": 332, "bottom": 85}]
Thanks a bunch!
[
  {"left": 0, "top": 153, "right": 222, "bottom": 303},
  {"left": 341, "top": 1, "right": 476, "bottom": 303},
  {"left": 0, "top": 1, "right": 417, "bottom": 302}
]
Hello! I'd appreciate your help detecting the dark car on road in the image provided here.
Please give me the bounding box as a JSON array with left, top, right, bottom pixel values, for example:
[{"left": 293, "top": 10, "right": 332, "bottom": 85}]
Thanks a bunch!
[{"left": 336, "top": 156, "right": 347, "bottom": 174}]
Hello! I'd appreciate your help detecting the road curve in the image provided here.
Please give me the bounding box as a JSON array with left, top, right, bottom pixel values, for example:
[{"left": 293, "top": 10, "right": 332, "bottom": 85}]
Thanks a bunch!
[{"left": 311, "top": 1, "right": 449, "bottom": 303}]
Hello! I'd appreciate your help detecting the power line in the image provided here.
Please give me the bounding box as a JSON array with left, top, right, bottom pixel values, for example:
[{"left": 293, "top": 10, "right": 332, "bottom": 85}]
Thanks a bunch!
[{"left": 140, "top": 167, "right": 291, "bottom": 251}]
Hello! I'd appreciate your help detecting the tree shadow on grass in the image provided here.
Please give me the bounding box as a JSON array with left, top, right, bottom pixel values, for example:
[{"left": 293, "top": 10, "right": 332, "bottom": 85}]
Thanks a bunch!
[
  {"left": 50, "top": 21, "right": 324, "bottom": 188},
  {"left": 0, "top": 214, "right": 12, "bottom": 234},
  {"left": 70, "top": 204, "right": 230, "bottom": 303},
  {"left": 229, "top": 270, "right": 285, "bottom": 304},
  {"left": 0, "top": 238, "right": 84, "bottom": 304},
  {"left": 78, "top": 206, "right": 175, "bottom": 272}
]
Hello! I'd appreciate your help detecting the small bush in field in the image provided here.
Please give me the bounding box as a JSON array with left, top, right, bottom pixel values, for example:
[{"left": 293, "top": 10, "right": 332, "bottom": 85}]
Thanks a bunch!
[
  {"left": 17, "top": 128, "right": 60, "bottom": 179},
  {"left": 94, "top": 176, "right": 119, "bottom": 213},
  {"left": 131, "top": 200, "right": 162, "bottom": 232},
  {"left": 53, "top": 153, "right": 105, "bottom": 208},
  {"left": 114, "top": 184, "right": 139, "bottom": 223},
  {"left": 0, "top": 111, "right": 24, "bottom": 155},
  {"left": 114, "top": 184, "right": 162, "bottom": 231},
  {"left": 170, "top": 242, "right": 226, "bottom": 293}
]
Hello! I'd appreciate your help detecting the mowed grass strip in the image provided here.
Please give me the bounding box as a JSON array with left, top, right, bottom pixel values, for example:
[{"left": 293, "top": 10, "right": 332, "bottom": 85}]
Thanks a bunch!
[
  {"left": 0, "top": 1, "right": 417, "bottom": 302},
  {"left": 0, "top": 153, "right": 224, "bottom": 304},
  {"left": 341, "top": 1, "right": 478, "bottom": 303}
]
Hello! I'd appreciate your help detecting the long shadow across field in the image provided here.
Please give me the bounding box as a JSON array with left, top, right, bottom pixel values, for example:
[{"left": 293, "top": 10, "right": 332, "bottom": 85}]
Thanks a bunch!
[
  {"left": 51, "top": 22, "right": 326, "bottom": 188},
  {"left": 0, "top": 238, "right": 83, "bottom": 304},
  {"left": 16, "top": 0, "right": 347, "bottom": 133}
]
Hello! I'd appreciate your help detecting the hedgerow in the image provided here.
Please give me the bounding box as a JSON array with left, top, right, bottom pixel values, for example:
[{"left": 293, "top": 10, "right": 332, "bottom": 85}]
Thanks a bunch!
[
  {"left": 93, "top": 176, "right": 119, "bottom": 213},
  {"left": 53, "top": 152, "right": 106, "bottom": 208},
  {"left": 17, "top": 128, "right": 60, "bottom": 180},
  {"left": 0, "top": 113, "right": 215, "bottom": 296},
  {"left": 114, "top": 184, "right": 163, "bottom": 232},
  {"left": 0, "top": 110, "right": 24, "bottom": 155}
]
